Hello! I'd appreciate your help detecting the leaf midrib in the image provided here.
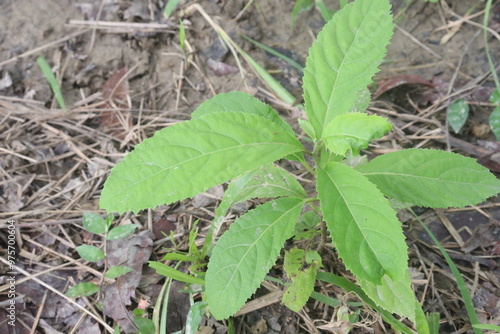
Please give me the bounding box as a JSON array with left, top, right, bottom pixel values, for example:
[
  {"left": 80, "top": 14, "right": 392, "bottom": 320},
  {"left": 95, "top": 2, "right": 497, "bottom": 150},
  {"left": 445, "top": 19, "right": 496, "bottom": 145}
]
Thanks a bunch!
[
  {"left": 107, "top": 141, "right": 301, "bottom": 199},
  {"left": 362, "top": 171, "right": 493, "bottom": 187}
]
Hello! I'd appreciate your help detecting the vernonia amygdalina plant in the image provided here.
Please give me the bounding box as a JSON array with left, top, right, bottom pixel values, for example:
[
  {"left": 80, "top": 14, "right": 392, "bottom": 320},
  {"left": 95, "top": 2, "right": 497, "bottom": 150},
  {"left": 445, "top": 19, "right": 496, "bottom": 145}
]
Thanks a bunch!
[{"left": 99, "top": 0, "right": 500, "bottom": 330}]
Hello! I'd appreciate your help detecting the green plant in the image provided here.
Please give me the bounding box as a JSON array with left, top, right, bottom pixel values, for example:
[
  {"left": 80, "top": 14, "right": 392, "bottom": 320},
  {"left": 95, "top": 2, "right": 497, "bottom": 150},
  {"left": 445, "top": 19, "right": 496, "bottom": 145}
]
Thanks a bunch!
[
  {"left": 65, "top": 212, "right": 137, "bottom": 298},
  {"left": 291, "top": 0, "right": 342, "bottom": 28},
  {"left": 163, "top": 0, "right": 181, "bottom": 19},
  {"left": 66, "top": 213, "right": 152, "bottom": 333},
  {"left": 100, "top": 0, "right": 500, "bottom": 330},
  {"left": 37, "top": 56, "right": 67, "bottom": 111}
]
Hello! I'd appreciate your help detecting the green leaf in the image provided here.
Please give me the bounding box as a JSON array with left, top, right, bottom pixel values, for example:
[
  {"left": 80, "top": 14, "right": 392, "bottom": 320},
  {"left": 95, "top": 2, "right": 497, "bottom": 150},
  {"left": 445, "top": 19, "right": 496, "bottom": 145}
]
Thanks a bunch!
[
  {"left": 310, "top": 291, "right": 341, "bottom": 308},
  {"left": 161, "top": 252, "right": 195, "bottom": 262},
  {"left": 163, "top": 0, "right": 181, "bottom": 19},
  {"left": 105, "top": 213, "right": 114, "bottom": 230},
  {"left": 215, "top": 164, "right": 307, "bottom": 219},
  {"left": 357, "top": 271, "right": 416, "bottom": 321},
  {"left": 489, "top": 106, "right": 500, "bottom": 140},
  {"left": 317, "top": 162, "right": 408, "bottom": 284},
  {"left": 104, "top": 265, "right": 134, "bottom": 279},
  {"left": 191, "top": 92, "right": 294, "bottom": 135},
  {"left": 283, "top": 261, "right": 319, "bottom": 312},
  {"left": 242, "top": 35, "right": 304, "bottom": 72},
  {"left": 82, "top": 212, "right": 107, "bottom": 234},
  {"left": 305, "top": 250, "right": 321, "bottom": 264},
  {"left": 315, "top": 1, "right": 335, "bottom": 22},
  {"left": 291, "top": 0, "right": 313, "bottom": 28},
  {"left": 348, "top": 88, "right": 371, "bottom": 113},
  {"left": 65, "top": 282, "right": 99, "bottom": 298},
  {"left": 360, "top": 149, "right": 500, "bottom": 208},
  {"left": 106, "top": 224, "right": 138, "bottom": 240},
  {"left": 447, "top": 99, "right": 469, "bottom": 133},
  {"left": 284, "top": 248, "right": 306, "bottom": 278},
  {"left": 100, "top": 112, "right": 303, "bottom": 213},
  {"left": 425, "top": 313, "right": 440, "bottom": 334},
  {"left": 133, "top": 308, "right": 146, "bottom": 317},
  {"left": 134, "top": 317, "right": 155, "bottom": 334},
  {"left": 490, "top": 89, "right": 500, "bottom": 104},
  {"left": 416, "top": 305, "right": 432, "bottom": 334},
  {"left": 208, "top": 164, "right": 307, "bottom": 247},
  {"left": 205, "top": 197, "right": 304, "bottom": 320},
  {"left": 192, "top": 92, "right": 305, "bottom": 163},
  {"left": 179, "top": 19, "right": 186, "bottom": 52},
  {"left": 322, "top": 113, "right": 392, "bottom": 156},
  {"left": 282, "top": 248, "right": 321, "bottom": 312},
  {"left": 36, "top": 56, "right": 67, "bottom": 111},
  {"left": 149, "top": 261, "right": 205, "bottom": 285},
  {"left": 303, "top": 0, "right": 393, "bottom": 138},
  {"left": 473, "top": 324, "right": 500, "bottom": 331},
  {"left": 298, "top": 118, "right": 316, "bottom": 139},
  {"left": 185, "top": 302, "right": 207, "bottom": 334},
  {"left": 76, "top": 245, "right": 105, "bottom": 262},
  {"left": 294, "top": 210, "right": 321, "bottom": 233}
]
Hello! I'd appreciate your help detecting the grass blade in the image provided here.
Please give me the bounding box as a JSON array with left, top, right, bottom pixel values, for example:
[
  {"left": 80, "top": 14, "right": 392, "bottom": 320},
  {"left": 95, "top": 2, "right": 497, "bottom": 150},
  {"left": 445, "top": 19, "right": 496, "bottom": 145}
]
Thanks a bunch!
[
  {"left": 411, "top": 209, "right": 481, "bottom": 334},
  {"left": 242, "top": 35, "right": 304, "bottom": 71},
  {"left": 36, "top": 56, "right": 67, "bottom": 111},
  {"left": 163, "top": 0, "right": 181, "bottom": 19},
  {"left": 426, "top": 312, "right": 440, "bottom": 334},
  {"left": 316, "top": 272, "right": 414, "bottom": 334}
]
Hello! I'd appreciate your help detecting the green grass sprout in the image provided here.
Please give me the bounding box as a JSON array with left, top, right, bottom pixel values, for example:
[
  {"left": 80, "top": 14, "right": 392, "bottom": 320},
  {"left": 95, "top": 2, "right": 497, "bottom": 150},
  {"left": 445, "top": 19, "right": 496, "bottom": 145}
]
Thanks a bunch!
[
  {"left": 242, "top": 35, "right": 304, "bottom": 72},
  {"left": 163, "top": 0, "right": 181, "bottom": 19},
  {"left": 36, "top": 56, "right": 67, "bottom": 111},
  {"left": 412, "top": 209, "right": 481, "bottom": 334}
]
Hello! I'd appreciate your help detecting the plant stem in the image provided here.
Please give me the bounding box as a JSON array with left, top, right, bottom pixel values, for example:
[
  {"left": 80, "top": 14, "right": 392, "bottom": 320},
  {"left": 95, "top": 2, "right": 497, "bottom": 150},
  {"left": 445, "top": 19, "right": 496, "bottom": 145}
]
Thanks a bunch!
[{"left": 317, "top": 220, "right": 327, "bottom": 253}]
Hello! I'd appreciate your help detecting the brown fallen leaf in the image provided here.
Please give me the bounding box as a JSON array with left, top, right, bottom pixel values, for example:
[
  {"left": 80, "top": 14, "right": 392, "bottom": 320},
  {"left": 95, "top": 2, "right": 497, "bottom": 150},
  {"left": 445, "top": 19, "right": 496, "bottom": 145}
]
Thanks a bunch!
[
  {"left": 100, "top": 66, "right": 132, "bottom": 141},
  {"left": 462, "top": 218, "right": 500, "bottom": 253},
  {"left": 473, "top": 282, "right": 500, "bottom": 318},
  {"left": 373, "top": 74, "right": 435, "bottom": 99},
  {"left": 153, "top": 217, "right": 176, "bottom": 240},
  {"left": 102, "top": 230, "right": 154, "bottom": 333},
  {"left": 192, "top": 185, "right": 224, "bottom": 208}
]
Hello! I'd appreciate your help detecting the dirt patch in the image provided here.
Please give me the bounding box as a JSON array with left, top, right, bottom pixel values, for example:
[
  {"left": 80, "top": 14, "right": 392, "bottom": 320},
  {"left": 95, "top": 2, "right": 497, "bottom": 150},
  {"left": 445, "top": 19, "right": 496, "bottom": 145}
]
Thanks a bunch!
[{"left": 1, "top": 0, "right": 500, "bottom": 333}]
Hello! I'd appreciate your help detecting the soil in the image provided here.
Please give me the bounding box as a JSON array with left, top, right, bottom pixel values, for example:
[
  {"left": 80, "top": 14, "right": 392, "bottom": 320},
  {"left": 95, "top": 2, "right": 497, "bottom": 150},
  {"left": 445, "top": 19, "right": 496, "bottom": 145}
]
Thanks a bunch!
[{"left": 1, "top": 0, "right": 500, "bottom": 333}]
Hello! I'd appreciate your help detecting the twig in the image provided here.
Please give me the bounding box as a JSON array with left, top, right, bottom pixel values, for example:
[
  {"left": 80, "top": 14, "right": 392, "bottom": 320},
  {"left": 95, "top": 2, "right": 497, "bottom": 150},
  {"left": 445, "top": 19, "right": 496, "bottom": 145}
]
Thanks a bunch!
[
  {"left": 30, "top": 291, "right": 48, "bottom": 334},
  {"left": 0, "top": 29, "right": 91, "bottom": 68},
  {"left": 0, "top": 256, "right": 114, "bottom": 333},
  {"left": 67, "top": 20, "right": 174, "bottom": 33},
  {"left": 395, "top": 25, "right": 442, "bottom": 59}
]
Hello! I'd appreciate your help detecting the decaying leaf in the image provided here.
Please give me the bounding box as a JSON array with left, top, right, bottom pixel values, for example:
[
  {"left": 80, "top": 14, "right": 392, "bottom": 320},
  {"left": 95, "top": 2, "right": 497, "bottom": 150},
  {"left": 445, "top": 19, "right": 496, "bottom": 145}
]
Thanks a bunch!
[
  {"left": 374, "top": 74, "right": 435, "bottom": 99},
  {"left": 102, "top": 230, "right": 154, "bottom": 333},
  {"left": 206, "top": 58, "right": 239, "bottom": 76},
  {"left": 100, "top": 66, "right": 132, "bottom": 141}
]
